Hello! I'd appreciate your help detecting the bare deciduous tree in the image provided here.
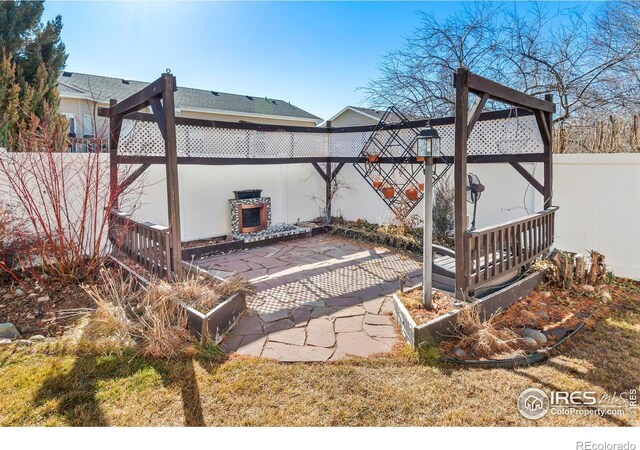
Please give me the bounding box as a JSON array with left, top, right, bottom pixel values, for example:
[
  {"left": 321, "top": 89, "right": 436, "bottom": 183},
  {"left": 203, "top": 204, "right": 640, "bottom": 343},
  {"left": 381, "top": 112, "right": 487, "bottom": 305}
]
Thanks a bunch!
[
  {"left": 364, "top": 2, "right": 640, "bottom": 129},
  {"left": 363, "top": 2, "right": 505, "bottom": 118}
]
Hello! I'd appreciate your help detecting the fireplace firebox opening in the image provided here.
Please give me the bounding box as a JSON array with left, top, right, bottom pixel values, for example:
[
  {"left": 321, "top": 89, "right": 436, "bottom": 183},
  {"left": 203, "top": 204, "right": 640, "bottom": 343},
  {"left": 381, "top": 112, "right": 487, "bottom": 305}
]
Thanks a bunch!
[{"left": 238, "top": 203, "right": 268, "bottom": 233}]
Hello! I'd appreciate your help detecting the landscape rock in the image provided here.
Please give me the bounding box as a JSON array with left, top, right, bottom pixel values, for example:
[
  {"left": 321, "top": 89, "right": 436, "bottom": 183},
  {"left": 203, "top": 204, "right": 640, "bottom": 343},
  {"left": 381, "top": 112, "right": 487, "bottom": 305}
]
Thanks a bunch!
[
  {"left": 453, "top": 348, "right": 466, "bottom": 358},
  {"left": 521, "top": 328, "right": 547, "bottom": 345},
  {"left": 540, "top": 291, "right": 553, "bottom": 299},
  {"left": 0, "top": 323, "right": 20, "bottom": 339},
  {"left": 600, "top": 291, "right": 612, "bottom": 303},
  {"left": 29, "top": 335, "right": 46, "bottom": 342},
  {"left": 545, "top": 327, "right": 568, "bottom": 339},
  {"left": 37, "top": 296, "right": 50, "bottom": 303},
  {"left": 14, "top": 288, "right": 25, "bottom": 297},
  {"left": 535, "top": 310, "right": 550, "bottom": 320},
  {"left": 521, "top": 336, "right": 538, "bottom": 347},
  {"left": 0, "top": 338, "right": 13, "bottom": 345},
  {"left": 28, "top": 293, "right": 37, "bottom": 298},
  {"left": 581, "top": 284, "right": 595, "bottom": 293},
  {"left": 16, "top": 339, "right": 32, "bottom": 346}
]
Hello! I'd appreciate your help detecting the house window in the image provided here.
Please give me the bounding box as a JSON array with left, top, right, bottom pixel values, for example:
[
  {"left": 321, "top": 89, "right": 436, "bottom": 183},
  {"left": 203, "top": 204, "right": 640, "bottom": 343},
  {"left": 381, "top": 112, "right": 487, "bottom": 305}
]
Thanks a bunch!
[
  {"left": 63, "top": 114, "right": 76, "bottom": 136},
  {"left": 83, "top": 114, "right": 94, "bottom": 138}
]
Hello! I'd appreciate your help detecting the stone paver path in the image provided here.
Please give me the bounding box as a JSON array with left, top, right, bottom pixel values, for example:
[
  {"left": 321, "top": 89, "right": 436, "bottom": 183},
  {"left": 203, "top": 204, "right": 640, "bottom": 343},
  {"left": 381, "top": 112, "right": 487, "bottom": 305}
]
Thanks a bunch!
[{"left": 193, "top": 235, "right": 421, "bottom": 361}]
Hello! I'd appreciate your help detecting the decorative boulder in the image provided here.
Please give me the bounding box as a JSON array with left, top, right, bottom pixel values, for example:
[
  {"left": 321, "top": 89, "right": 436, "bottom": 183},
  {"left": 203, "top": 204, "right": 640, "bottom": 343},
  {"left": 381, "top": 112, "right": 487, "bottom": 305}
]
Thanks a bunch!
[
  {"left": 0, "top": 323, "right": 20, "bottom": 339},
  {"left": 521, "top": 328, "right": 547, "bottom": 345}
]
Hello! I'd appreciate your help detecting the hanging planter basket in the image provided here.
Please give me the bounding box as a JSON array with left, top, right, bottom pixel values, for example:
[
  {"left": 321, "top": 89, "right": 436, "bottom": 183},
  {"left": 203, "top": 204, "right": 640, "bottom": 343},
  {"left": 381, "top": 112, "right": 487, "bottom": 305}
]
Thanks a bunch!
[
  {"left": 405, "top": 188, "right": 419, "bottom": 201},
  {"left": 381, "top": 186, "right": 395, "bottom": 199}
]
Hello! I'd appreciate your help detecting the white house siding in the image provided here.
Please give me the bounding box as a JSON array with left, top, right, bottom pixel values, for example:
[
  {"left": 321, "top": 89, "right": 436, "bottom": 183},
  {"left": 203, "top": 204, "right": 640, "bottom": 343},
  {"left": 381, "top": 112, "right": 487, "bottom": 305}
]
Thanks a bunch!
[{"left": 329, "top": 109, "right": 378, "bottom": 127}]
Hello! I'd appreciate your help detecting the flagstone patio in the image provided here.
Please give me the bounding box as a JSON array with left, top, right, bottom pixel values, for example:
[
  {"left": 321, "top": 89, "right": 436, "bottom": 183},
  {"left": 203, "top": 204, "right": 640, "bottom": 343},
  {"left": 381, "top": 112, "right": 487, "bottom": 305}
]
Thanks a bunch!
[{"left": 193, "top": 235, "right": 422, "bottom": 362}]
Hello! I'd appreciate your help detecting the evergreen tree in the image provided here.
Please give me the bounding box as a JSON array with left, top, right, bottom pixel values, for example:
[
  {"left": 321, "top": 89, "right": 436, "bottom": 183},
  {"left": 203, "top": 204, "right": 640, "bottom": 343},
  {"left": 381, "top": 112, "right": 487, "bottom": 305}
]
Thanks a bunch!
[{"left": 0, "top": 0, "right": 67, "bottom": 149}]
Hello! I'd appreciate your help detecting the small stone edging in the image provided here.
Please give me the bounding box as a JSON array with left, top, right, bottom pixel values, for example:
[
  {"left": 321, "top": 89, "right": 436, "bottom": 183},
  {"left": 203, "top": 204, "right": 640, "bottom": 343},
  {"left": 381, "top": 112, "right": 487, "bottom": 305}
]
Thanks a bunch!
[
  {"left": 441, "top": 322, "right": 585, "bottom": 368},
  {"left": 0, "top": 322, "right": 49, "bottom": 346}
]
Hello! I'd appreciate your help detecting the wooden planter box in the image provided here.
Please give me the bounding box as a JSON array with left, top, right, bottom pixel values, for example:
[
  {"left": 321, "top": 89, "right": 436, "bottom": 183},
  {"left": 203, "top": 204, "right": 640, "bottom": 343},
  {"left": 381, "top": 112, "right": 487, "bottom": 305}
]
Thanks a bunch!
[
  {"left": 392, "top": 271, "right": 545, "bottom": 347},
  {"left": 182, "top": 236, "right": 245, "bottom": 260},
  {"left": 182, "top": 293, "right": 247, "bottom": 344}
]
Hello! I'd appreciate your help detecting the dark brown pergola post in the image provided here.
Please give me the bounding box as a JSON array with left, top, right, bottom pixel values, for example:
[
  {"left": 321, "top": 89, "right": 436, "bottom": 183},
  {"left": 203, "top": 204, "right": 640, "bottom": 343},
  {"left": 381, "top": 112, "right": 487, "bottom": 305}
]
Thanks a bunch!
[
  {"left": 543, "top": 93, "right": 554, "bottom": 207},
  {"left": 454, "top": 67, "right": 470, "bottom": 301},
  {"left": 109, "top": 98, "right": 123, "bottom": 209},
  {"left": 160, "top": 73, "right": 183, "bottom": 278},
  {"left": 324, "top": 120, "right": 332, "bottom": 224}
]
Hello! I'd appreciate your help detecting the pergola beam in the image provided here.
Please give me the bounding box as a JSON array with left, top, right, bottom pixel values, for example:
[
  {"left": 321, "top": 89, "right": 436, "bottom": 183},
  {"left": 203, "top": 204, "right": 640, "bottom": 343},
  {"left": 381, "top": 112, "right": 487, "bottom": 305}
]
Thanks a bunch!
[
  {"left": 98, "top": 76, "right": 173, "bottom": 119},
  {"left": 114, "top": 153, "right": 547, "bottom": 166},
  {"left": 121, "top": 107, "right": 534, "bottom": 134},
  {"left": 119, "top": 163, "right": 151, "bottom": 193},
  {"left": 465, "top": 71, "right": 556, "bottom": 113},
  {"left": 509, "top": 162, "right": 544, "bottom": 195},
  {"left": 311, "top": 162, "right": 328, "bottom": 182},
  {"left": 149, "top": 97, "right": 167, "bottom": 141},
  {"left": 467, "top": 93, "right": 490, "bottom": 135}
]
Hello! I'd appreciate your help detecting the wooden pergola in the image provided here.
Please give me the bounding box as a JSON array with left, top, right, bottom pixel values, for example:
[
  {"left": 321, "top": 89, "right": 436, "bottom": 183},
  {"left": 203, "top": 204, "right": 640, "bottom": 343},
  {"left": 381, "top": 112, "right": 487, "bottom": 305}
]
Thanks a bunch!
[{"left": 99, "top": 68, "right": 556, "bottom": 300}]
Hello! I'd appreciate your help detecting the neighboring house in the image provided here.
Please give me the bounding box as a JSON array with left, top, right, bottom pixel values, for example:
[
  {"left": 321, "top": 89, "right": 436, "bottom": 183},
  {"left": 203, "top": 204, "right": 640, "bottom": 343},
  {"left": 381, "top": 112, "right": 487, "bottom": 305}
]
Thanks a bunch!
[
  {"left": 322, "top": 106, "right": 424, "bottom": 127},
  {"left": 58, "top": 71, "right": 322, "bottom": 152}
]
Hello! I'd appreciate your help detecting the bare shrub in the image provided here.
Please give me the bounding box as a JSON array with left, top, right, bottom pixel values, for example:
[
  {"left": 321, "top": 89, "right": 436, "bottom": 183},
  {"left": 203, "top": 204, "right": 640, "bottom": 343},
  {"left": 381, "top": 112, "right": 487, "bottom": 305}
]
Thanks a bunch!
[
  {"left": 555, "top": 115, "right": 640, "bottom": 153},
  {"left": 432, "top": 176, "right": 454, "bottom": 248},
  {"left": 379, "top": 200, "right": 422, "bottom": 237},
  {"left": 0, "top": 200, "right": 29, "bottom": 279},
  {"left": 0, "top": 113, "right": 142, "bottom": 284}
]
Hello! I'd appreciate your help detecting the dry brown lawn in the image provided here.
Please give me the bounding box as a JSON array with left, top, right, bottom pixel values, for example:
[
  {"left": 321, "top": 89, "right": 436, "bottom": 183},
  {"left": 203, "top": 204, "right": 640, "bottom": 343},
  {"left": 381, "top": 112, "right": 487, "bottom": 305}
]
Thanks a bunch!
[{"left": 1, "top": 280, "right": 639, "bottom": 427}]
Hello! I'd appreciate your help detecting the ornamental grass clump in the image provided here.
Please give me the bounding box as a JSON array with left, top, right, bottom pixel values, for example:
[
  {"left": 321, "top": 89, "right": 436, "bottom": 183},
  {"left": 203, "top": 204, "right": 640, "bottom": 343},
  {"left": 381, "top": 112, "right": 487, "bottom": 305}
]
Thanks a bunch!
[
  {"left": 81, "top": 269, "right": 254, "bottom": 359},
  {"left": 453, "top": 305, "right": 522, "bottom": 359}
]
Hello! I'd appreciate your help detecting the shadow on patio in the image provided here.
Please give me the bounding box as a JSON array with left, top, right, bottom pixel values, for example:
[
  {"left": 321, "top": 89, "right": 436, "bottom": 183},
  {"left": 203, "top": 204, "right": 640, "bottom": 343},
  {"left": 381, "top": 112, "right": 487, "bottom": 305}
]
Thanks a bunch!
[{"left": 197, "top": 236, "right": 422, "bottom": 362}]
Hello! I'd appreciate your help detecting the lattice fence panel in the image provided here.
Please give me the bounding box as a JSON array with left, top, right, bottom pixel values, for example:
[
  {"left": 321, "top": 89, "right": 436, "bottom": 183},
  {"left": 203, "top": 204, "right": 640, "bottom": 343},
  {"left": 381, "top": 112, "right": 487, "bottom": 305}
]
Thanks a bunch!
[
  {"left": 117, "top": 111, "right": 542, "bottom": 159},
  {"left": 119, "top": 120, "right": 165, "bottom": 156}
]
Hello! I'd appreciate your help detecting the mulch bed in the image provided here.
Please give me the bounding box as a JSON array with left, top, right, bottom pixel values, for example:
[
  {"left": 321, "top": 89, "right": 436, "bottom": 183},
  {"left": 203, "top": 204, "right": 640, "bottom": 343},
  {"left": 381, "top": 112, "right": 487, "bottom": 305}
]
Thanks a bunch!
[
  {"left": 438, "top": 282, "right": 619, "bottom": 360},
  {"left": 397, "top": 288, "right": 458, "bottom": 324},
  {"left": 0, "top": 275, "right": 95, "bottom": 338}
]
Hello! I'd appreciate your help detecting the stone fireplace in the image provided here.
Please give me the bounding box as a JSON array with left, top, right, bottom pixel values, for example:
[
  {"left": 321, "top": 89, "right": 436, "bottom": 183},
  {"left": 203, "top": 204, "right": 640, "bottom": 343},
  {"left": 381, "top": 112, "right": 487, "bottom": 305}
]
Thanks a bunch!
[
  {"left": 230, "top": 193, "right": 272, "bottom": 235},
  {"left": 229, "top": 189, "right": 311, "bottom": 243}
]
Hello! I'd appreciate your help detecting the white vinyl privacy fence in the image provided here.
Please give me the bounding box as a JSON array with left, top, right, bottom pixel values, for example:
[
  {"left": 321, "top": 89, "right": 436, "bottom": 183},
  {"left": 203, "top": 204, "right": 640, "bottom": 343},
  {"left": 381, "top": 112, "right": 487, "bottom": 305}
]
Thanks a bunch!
[{"left": 1, "top": 150, "right": 638, "bottom": 279}]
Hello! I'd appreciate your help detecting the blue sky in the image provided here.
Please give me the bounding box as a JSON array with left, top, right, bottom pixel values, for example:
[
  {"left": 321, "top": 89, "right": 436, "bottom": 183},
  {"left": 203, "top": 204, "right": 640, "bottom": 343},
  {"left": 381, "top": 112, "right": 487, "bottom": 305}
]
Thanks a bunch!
[{"left": 43, "top": 1, "right": 587, "bottom": 120}]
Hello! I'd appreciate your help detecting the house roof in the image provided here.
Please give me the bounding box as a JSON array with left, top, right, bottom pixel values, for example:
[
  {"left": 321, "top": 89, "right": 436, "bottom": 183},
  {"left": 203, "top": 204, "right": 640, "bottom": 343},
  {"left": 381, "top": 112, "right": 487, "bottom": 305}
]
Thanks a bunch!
[
  {"left": 58, "top": 72, "right": 321, "bottom": 122},
  {"left": 326, "top": 105, "right": 425, "bottom": 125}
]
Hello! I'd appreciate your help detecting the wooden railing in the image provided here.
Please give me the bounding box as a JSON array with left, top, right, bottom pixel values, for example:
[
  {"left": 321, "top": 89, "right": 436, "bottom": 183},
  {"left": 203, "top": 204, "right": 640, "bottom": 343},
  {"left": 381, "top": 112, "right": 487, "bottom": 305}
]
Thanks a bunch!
[
  {"left": 463, "top": 207, "right": 557, "bottom": 291},
  {"left": 109, "top": 209, "right": 172, "bottom": 278},
  {"left": 67, "top": 137, "right": 108, "bottom": 153}
]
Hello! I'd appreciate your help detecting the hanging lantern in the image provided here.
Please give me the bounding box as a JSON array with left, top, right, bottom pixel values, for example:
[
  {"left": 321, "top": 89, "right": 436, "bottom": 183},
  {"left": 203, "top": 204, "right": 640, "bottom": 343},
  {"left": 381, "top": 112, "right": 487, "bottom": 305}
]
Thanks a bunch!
[{"left": 417, "top": 124, "right": 441, "bottom": 158}]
